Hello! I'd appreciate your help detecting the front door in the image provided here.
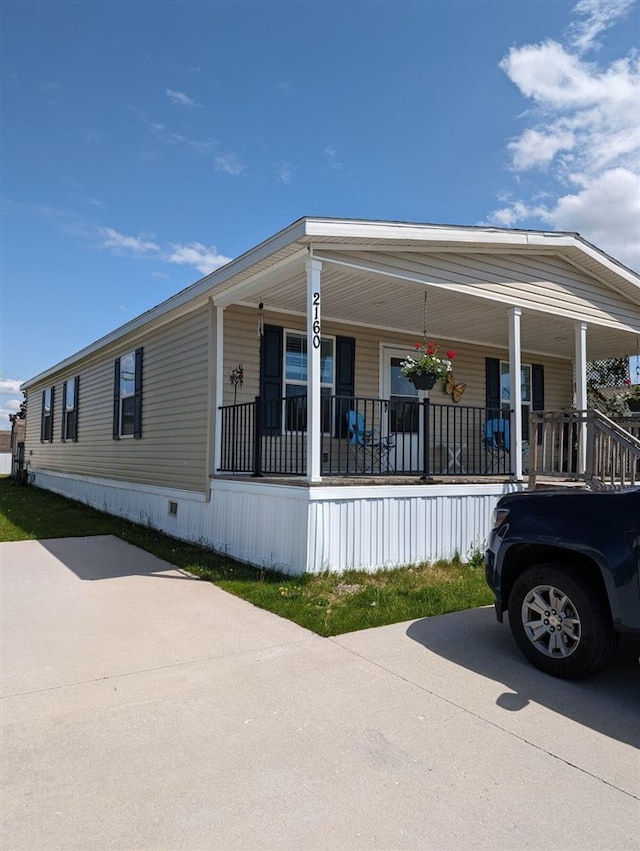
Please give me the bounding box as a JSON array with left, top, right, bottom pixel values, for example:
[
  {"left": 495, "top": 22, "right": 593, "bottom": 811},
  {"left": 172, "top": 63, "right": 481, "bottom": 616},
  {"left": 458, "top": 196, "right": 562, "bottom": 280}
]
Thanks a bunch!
[{"left": 382, "top": 347, "right": 422, "bottom": 473}]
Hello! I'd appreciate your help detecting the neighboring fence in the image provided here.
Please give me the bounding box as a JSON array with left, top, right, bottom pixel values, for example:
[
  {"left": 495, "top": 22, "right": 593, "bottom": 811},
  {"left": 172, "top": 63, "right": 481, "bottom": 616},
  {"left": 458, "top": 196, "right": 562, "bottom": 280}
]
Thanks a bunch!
[
  {"left": 528, "top": 409, "right": 640, "bottom": 490},
  {"left": 219, "top": 395, "right": 512, "bottom": 477}
]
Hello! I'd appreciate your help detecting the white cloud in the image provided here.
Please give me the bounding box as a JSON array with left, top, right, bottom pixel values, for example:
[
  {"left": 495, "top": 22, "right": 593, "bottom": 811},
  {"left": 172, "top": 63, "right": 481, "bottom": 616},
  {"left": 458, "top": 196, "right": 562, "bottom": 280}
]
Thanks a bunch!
[
  {"left": 166, "top": 243, "right": 232, "bottom": 275},
  {"left": 324, "top": 146, "right": 344, "bottom": 170},
  {"left": 277, "top": 162, "right": 294, "bottom": 185},
  {"left": 568, "top": 0, "right": 635, "bottom": 51},
  {"left": 98, "top": 227, "right": 160, "bottom": 254},
  {"left": 166, "top": 88, "right": 199, "bottom": 107},
  {"left": 1, "top": 405, "right": 21, "bottom": 424},
  {"left": 545, "top": 168, "right": 640, "bottom": 267},
  {"left": 0, "top": 379, "right": 22, "bottom": 393},
  {"left": 508, "top": 128, "right": 576, "bottom": 171},
  {"left": 487, "top": 0, "right": 640, "bottom": 270},
  {"left": 97, "top": 225, "right": 233, "bottom": 274},
  {"left": 214, "top": 152, "right": 246, "bottom": 176},
  {"left": 133, "top": 110, "right": 216, "bottom": 153},
  {"left": 88, "top": 196, "right": 103, "bottom": 208}
]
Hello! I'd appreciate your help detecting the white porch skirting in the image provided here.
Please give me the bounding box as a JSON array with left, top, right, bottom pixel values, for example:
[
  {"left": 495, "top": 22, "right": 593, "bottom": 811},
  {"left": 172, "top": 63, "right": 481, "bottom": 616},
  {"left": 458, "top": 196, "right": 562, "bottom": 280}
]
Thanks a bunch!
[{"left": 29, "top": 469, "right": 523, "bottom": 575}]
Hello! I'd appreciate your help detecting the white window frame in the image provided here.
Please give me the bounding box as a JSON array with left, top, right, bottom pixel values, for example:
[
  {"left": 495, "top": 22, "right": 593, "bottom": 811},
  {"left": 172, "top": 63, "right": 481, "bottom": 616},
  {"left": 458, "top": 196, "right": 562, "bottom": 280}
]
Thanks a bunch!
[
  {"left": 283, "top": 330, "right": 335, "bottom": 434},
  {"left": 500, "top": 360, "right": 532, "bottom": 440},
  {"left": 41, "top": 387, "right": 53, "bottom": 442},
  {"left": 500, "top": 361, "right": 532, "bottom": 409},
  {"left": 62, "top": 377, "right": 78, "bottom": 442},
  {"left": 119, "top": 350, "right": 136, "bottom": 438}
]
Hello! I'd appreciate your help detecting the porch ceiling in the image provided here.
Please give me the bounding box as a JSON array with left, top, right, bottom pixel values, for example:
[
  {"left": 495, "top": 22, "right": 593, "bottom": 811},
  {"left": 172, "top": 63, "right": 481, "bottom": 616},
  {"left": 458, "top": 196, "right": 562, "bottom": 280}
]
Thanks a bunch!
[{"left": 229, "top": 256, "right": 638, "bottom": 362}]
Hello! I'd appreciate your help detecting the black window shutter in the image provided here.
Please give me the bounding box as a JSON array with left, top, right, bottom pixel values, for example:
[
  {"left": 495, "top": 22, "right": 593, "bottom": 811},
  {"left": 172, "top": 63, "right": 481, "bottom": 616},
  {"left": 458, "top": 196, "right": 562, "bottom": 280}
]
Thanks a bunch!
[
  {"left": 113, "top": 357, "right": 121, "bottom": 440},
  {"left": 134, "top": 348, "right": 143, "bottom": 439},
  {"left": 334, "top": 336, "right": 355, "bottom": 437},
  {"left": 485, "top": 358, "right": 501, "bottom": 414},
  {"left": 531, "top": 364, "right": 544, "bottom": 410},
  {"left": 260, "top": 325, "right": 283, "bottom": 434},
  {"left": 40, "top": 390, "right": 46, "bottom": 442},
  {"left": 49, "top": 387, "right": 55, "bottom": 443},
  {"left": 73, "top": 376, "right": 80, "bottom": 442},
  {"left": 61, "top": 381, "right": 68, "bottom": 442},
  {"left": 531, "top": 363, "right": 544, "bottom": 445}
]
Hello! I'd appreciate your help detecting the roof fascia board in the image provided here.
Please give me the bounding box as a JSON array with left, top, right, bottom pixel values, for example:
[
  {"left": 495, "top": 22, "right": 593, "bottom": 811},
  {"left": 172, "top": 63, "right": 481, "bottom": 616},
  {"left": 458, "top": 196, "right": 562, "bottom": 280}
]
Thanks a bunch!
[
  {"left": 306, "top": 218, "right": 574, "bottom": 246},
  {"left": 310, "top": 242, "right": 564, "bottom": 255}
]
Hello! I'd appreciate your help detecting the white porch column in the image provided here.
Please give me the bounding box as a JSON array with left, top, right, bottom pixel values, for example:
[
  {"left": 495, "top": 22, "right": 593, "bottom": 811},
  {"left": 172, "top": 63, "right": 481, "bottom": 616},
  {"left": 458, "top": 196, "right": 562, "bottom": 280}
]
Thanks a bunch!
[
  {"left": 575, "top": 321, "right": 588, "bottom": 474},
  {"left": 306, "top": 258, "right": 322, "bottom": 482},
  {"left": 508, "top": 307, "right": 523, "bottom": 481},
  {"left": 213, "top": 303, "right": 225, "bottom": 476}
]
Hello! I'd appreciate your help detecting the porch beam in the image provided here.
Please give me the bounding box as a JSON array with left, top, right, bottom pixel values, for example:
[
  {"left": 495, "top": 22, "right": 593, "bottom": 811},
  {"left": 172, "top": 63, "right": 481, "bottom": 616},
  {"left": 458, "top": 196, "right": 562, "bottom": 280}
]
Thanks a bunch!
[
  {"left": 575, "top": 321, "right": 588, "bottom": 474},
  {"left": 306, "top": 258, "right": 323, "bottom": 482},
  {"left": 508, "top": 307, "right": 523, "bottom": 482}
]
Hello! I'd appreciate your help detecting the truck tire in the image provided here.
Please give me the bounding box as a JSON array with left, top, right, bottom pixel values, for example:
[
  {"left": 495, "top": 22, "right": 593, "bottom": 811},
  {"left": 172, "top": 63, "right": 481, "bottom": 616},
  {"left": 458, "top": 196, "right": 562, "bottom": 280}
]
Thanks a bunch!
[{"left": 508, "top": 563, "right": 619, "bottom": 679}]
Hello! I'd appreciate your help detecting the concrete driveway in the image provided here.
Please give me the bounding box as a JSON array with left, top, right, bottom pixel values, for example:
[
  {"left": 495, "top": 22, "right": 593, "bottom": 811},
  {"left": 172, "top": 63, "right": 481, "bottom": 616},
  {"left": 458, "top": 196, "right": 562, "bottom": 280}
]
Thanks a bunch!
[{"left": 2, "top": 536, "right": 638, "bottom": 850}]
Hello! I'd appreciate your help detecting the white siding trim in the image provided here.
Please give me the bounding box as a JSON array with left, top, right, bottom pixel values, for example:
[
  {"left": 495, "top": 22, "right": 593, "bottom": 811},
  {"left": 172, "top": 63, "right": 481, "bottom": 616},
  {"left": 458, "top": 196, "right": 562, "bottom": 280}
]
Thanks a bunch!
[
  {"left": 575, "top": 321, "right": 588, "bottom": 474},
  {"left": 509, "top": 307, "right": 523, "bottom": 481},
  {"left": 29, "top": 469, "right": 523, "bottom": 576}
]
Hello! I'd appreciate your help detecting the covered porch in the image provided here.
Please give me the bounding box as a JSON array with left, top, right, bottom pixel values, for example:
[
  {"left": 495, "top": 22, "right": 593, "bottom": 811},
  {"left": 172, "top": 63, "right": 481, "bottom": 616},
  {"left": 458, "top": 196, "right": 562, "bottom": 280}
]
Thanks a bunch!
[{"left": 209, "top": 221, "right": 639, "bottom": 487}]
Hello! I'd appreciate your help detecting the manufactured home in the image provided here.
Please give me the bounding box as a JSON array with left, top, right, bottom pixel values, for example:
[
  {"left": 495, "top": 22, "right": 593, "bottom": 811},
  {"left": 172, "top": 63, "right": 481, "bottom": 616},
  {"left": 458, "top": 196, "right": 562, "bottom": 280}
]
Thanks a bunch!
[{"left": 22, "top": 218, "right": 640, "bottom": 573}]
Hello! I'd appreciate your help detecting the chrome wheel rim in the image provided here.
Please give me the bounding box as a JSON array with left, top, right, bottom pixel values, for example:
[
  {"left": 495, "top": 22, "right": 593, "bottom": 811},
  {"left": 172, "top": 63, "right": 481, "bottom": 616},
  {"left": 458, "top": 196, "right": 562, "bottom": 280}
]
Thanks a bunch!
[{"left": 521, "top": 584, "right": 582, "bottom": 658}]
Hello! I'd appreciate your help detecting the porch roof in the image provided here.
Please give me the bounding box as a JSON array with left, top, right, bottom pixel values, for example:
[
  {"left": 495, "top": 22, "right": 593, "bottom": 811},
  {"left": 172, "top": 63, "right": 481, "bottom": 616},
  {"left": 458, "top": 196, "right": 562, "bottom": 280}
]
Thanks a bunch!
[{"left": 23, "top": 218, "right": 640, "bottom": 388}]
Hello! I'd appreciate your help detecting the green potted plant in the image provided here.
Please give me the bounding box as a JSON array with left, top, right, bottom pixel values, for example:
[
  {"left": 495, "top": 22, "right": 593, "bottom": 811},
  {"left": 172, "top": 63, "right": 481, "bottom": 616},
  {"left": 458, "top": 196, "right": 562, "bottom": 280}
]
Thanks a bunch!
[{"left": 400, "top": 341, "right": 456, "bottom": 390}]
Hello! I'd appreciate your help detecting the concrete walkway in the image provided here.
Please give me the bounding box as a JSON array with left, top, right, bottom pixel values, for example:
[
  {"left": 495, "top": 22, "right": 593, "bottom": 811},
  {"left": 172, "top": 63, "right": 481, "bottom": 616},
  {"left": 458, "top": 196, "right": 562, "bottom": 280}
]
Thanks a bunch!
[{"left": 2, "top": 536, "right": 638, "bottom": 850}]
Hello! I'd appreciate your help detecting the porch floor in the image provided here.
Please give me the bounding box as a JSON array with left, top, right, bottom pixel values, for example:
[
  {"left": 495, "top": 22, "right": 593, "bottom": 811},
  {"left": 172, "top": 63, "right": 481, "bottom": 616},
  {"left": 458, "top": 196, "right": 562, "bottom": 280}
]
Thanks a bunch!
[{"left": 213, "top": 474, "right": 586, "bottom": 489}]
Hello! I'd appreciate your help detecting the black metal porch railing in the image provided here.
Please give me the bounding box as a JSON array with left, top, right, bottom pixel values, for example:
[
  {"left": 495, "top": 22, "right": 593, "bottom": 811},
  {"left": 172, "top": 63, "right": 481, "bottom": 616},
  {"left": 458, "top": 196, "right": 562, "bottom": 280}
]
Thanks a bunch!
[{"left": 219, "top": 395, "right": 513, "bottom": 478}]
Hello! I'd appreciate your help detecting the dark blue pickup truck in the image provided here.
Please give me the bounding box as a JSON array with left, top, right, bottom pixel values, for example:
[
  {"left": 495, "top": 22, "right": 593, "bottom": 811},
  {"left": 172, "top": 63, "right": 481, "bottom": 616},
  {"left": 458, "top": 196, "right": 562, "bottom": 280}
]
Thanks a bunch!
[{"left": 486, "top": 488, "right": 640, "bottom": 678}]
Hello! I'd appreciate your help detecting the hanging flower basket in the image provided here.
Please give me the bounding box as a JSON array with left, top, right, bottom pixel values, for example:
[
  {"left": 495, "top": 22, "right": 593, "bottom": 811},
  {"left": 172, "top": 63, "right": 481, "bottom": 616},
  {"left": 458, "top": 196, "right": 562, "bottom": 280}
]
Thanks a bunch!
[
  {"left": 400, "top": 341, "right": 456, "bottom": 391},
  {"left": 410, "top": 372, "right": 438, "bottom": 390}
]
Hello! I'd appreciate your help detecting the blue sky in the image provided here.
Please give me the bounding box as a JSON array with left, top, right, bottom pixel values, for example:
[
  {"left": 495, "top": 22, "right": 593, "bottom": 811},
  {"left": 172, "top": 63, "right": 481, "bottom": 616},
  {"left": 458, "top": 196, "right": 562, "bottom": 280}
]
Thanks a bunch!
[{"left": 2, "top": 0, "right": 639, "bottom": 421}]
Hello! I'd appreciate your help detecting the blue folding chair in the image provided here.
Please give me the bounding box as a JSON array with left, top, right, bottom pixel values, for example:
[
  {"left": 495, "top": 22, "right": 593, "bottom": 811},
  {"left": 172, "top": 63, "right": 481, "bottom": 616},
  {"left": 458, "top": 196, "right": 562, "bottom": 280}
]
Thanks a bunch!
[
  {"left": 483, "top": 417, "right": 510, "bottom": 452},
  {"left": 483, "top": 417, "right": 529, "bottom": 473},
  {"left": 346, "top": 410, "right": 395, "bottom": 473}
]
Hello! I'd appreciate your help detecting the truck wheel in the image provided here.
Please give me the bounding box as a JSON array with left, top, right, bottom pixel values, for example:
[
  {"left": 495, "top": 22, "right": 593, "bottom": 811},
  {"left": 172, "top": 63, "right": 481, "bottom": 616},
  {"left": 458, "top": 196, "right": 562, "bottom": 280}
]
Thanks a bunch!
[{"left": 508, "top": 563, "right": 618, "bottom": 679}]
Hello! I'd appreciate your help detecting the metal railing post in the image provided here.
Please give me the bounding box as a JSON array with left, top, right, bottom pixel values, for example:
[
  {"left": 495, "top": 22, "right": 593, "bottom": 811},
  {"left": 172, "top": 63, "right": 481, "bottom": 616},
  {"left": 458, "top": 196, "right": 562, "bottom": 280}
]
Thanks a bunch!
[
  {"left": 252, "top": 396, "right": 263, "bottom": 478},
  {"left": 421, "top": 398, "right": 432, "bottom": 481}
]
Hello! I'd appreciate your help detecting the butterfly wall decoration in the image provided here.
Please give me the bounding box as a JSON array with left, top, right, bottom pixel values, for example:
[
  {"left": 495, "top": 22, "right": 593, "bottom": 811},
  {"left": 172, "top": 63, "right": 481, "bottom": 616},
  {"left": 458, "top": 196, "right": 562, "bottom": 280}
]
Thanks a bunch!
[{"left": 445, "top": 372, "right": 466, "bottom": 403}]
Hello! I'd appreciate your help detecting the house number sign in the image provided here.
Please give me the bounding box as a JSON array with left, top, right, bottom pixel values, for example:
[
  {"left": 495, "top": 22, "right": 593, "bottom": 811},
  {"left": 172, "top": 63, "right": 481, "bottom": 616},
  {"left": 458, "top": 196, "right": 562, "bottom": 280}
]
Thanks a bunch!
[{"left": 312, "top": 291, "right": 321, "bottom": 349}]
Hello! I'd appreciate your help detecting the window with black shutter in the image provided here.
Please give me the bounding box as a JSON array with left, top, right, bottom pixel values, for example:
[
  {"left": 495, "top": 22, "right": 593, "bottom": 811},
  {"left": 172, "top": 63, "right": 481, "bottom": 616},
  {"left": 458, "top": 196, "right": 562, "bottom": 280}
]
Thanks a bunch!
[{"left": 486, "top": 358, "right": 544, "bottom": 441}]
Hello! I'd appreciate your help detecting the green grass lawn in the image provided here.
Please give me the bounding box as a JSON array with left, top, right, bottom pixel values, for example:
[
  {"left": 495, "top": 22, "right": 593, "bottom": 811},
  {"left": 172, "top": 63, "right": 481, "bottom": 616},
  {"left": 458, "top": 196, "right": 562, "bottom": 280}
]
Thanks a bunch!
[{"left": 0, "top": 477, "right": 492, "bottom": 636}]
